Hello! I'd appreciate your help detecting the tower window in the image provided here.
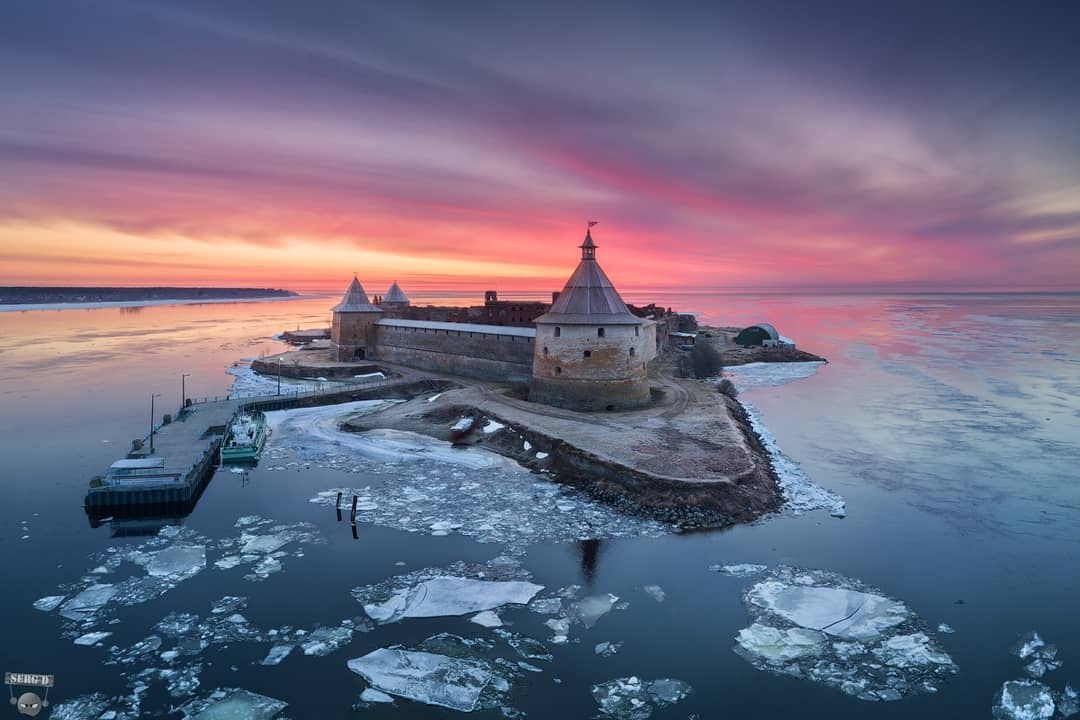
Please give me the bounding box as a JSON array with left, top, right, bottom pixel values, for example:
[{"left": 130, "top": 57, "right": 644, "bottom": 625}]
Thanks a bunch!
[
  {"left": 554, "top": 327, "right": 561, "bottom": 337},
  {"left": 543, "top": 347, "right": 549, "bottom": 357},
  {"left": 629, "top": 347, "right": 635, "bottom": 357},
  {"left": 555, "top": 367, "right": 562, "bottom": 375},
  {"left": 635, "top": 326, "right": 640, "bottom": 337},
  {"left": 583, "top": 350, "right": 591, "bottom": 359},
  {"left": 597, "top": 328, "right": 605, "bottom": 338}
]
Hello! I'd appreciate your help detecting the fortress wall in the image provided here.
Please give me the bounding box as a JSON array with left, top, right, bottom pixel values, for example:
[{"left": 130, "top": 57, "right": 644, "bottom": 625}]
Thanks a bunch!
[{"left": 374, "top": 324, "right": 534, "bottom": 382}]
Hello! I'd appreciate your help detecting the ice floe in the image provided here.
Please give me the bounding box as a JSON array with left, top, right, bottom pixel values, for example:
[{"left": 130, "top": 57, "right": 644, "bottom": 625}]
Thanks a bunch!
[
  {"left": 994, "top": 680, "right": 1057, "bottom": 720},
  {"left": 346, "top": 632, "right": 529, "bottom": 714},
  {"left": 33, "top": 595, "right": 65, "bottom": 612},
  {"left": 471, "top": 611, "right": 503, "bottom": 628},
  {"left": 356, "top": 565, "right": 543, "bottom": 624},
  {"left": 993, "top": 631, "right": 1074, "bottom": 718},
  {"left": 181, "top": 688, "right": 287, "bottom": 720},
  {"left": 360, "top": 687, "right": 395, "bottom": 704},
  {"left": 723, "top": 361, "right": 825, "bottom": 390},
  {"left": 74, "top": 630, "right": 113, "bottom": 646},
  {"left": 348, "top": 648, "right": 492, "bottom": 712},
  {"left": 266, "top": 401, "right": 512, "bottom": 469},
  {"left": 591, "top": 676, "right": 692, "bottom": 719},
  {"left": 732, "top": 565, "right": 956, "bottom": 701},
  {"left": 711, "top": 563, "right": 768, "bottom": 577},
  {"left": 595, "top": 641, "right": 623, "bottom": 658},
  {"left": 642, "top": 585, "right": 666, "bottom": 603}
]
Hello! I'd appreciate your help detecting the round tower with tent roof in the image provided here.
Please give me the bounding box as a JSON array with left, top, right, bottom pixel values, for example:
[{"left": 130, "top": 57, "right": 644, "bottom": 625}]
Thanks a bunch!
[
  {"left": 530, "top": 227, "right": 652, "bottom": 411},
  {"left": 330, "top": 275, "right": 382, "bottom": 361},
  {"left": 381, "top": 281, "right": 411, "bottom": 316}
]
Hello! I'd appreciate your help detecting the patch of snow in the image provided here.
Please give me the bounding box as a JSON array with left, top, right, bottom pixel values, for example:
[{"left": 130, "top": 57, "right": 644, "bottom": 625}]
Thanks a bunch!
[
  {"left": 427, "top": 393, "right": 444, "bottom": 403},
  {"left": 535, "top": 451, "right": 549, "bottom": 459},
  {"left": 482, "top": 420, "right": 506, "bottom": 434},
  {"left": 523, "top": 440, "right": 532, "bottom": 451},
  {"left": 938, "top": 623, "right": 955, "bottom": 634}
]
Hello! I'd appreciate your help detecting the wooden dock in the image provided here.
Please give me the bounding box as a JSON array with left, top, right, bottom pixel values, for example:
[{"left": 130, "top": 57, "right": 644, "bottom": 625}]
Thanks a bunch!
[{"left": 84, "top": 375, "right": 452, "bottom": 511}]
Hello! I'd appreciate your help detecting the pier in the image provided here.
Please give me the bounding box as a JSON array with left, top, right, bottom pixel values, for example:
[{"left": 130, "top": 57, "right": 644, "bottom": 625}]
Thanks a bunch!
[{"left": 84, "top": 375, "right": 451, "bottom": 512}]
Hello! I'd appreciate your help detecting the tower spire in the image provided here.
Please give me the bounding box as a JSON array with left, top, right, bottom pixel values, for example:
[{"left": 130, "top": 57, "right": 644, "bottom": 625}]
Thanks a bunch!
[{"left": 580, "top": 223, "right": 597, "bottom": 260}]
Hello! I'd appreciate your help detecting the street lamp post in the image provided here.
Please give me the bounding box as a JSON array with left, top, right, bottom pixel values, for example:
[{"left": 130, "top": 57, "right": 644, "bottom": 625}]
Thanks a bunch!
[
  {"left": 181, "top": 373, "right": 191, "bottom": 410},
  {"left": 277, "top": 358, "right": 282, "bottom": 396},
  {"left": 150, "top": 393, "right": 162, "bottom": 454}
]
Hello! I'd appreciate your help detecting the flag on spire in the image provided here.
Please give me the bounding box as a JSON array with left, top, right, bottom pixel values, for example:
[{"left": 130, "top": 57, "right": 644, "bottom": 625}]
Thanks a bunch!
[{"left": 588, "top": 220, "right": 598, "bottom": 228}]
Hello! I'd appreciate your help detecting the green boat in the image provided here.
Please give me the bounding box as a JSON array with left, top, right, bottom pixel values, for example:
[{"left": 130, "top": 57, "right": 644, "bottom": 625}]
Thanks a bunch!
[{"left": 221, "top": 410, "right": 268, "bottom": 463}]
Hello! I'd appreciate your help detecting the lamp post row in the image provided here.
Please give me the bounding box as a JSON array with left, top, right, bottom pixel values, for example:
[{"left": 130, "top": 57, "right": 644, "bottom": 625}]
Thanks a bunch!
[{"left": 149, "top": 372, "right": 191, "bottom": 455}]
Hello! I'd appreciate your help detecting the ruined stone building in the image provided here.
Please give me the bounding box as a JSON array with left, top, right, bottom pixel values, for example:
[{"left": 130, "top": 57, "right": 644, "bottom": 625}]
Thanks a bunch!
[{"left": 329, "top": 229, "right": 658, "bottom": 410}]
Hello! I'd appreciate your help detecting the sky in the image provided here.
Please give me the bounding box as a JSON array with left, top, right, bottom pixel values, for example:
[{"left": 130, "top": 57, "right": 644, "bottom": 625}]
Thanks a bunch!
[{"left": 1, "top": 0, "right": 1079, "bottom": 293}]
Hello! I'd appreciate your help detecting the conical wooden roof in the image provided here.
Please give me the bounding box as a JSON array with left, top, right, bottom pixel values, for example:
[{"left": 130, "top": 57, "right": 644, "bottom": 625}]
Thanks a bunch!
[
  {"left": 331, "top": 276, "right": 382, "bottom": 313},
  {"left": 384, "top": 281, "right": 409, "bottom": 304},
  {"left": 534, "top": 230, "right": 640, "bottom": 325}
]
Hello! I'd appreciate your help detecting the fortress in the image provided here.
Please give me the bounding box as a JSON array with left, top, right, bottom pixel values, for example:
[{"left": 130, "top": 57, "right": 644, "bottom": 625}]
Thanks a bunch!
[{"left": 329, "top": 229, "right": 664, "bottom": 412}]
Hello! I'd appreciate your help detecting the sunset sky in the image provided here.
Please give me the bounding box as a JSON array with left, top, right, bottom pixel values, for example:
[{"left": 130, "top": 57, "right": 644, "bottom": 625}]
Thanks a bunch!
[{"left": 2, "top": 1, "right": 1079, "bottom": 293}]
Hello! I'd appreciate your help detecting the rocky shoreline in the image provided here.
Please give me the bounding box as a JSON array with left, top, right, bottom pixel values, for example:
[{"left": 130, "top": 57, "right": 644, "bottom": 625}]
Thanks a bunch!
[{"left": 340, "top": 381, "right": 784, "bottom": 530}]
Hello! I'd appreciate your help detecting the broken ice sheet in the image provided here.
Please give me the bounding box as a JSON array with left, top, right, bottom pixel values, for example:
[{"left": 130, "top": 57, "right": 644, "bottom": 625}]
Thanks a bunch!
[
  {"left": 181, "top": 688, "right": 287, "bottom": 720},
  {"left": 592, "top": 676, "right": 692, "bottom": 719},
  {"left": 354, "top": 560, "right": 543, "bottom": 625},
  {"left": 73, "top": 630, "right": 113, "bottom": 646},
  {"left": 348, "top": 647, "right": 500, "bottom": 712},
  {"left": 711, "top": 563, "right": 768, "bottom": 577},
  {"left": 295, "top": 403, "right": 672, "bottom": 552},
  {"left": 471, "top": 611, "right": 503, "bottom": 628},
  {"left": 572, "top": 593, "right": 619, "bottom": 628},
  {"left": 139, "top": 543, "right": 206, "bottom": 579},
  {"left": 642, "top": 585, "right": 665, "bottom": 603},
  {"left": 993, "top": 679, "right": 1056, "bottom": 720},
  {"left": 733, "top": 565, "right": 956, "bottom": 702},
  {"left": 595, "top": 641, "right": 623, "bottom": 658},
  {"left": 33, "top": 595, "right": 65, "bottom": 612}
]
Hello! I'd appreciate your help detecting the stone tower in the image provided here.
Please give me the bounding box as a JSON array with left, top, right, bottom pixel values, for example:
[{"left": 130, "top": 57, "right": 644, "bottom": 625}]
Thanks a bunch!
[
  {"left": 330, "top": 275, "right": 382, "bottom": 361},
  {"left": 530, "top": 229, "right": 651, "bottom": 411},
  {"left": 381, "top": 281, "right": 410, "bottom": 316}
]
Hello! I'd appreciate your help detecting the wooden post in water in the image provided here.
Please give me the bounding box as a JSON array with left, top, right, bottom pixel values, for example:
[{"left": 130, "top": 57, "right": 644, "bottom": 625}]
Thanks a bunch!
[
  {"left": 350, "top": 495, "right": 358, "bottom": 524},
  {"left": 336, "top": 491, "right": 342, "bottom": 509}
]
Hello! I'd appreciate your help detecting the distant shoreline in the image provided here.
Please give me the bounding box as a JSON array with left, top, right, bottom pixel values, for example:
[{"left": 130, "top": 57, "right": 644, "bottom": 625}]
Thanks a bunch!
[{"left": 0, "top": 295, "right": 308, "bottom": 313}]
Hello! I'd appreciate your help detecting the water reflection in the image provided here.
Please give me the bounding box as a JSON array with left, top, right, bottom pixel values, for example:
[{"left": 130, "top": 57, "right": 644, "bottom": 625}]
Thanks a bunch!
[{"left": 578, "top": 538, "right": 603, "bottom": 585}]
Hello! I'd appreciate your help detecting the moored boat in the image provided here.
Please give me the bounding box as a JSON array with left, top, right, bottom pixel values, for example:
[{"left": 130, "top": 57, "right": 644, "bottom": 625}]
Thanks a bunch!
[{"left": 221, "top": 410, "right": 268, "bottom": 463}]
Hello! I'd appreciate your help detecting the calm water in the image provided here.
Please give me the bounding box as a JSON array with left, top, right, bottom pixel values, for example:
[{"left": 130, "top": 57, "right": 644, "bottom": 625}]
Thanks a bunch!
[{"left": 0, "top": 293, "right": 1077, "bottom": 718}]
